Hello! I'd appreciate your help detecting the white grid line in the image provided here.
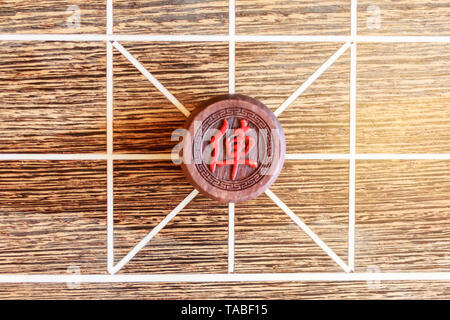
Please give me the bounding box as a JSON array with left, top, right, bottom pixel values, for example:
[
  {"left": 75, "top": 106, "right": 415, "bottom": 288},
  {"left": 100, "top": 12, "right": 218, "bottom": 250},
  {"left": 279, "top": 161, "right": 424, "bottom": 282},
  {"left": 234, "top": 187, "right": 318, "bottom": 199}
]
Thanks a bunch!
[
  {"left": 0, "top": 154, "right": 174, "bottom": 161},
  {"left": 351, "top": 0, "right": 357, "bottom": 40},
  {"left": 285, "top": 154, "right": 351, "bottom": 160},
  {"left": 236, "top": 35, "right": 350, "bottom": 42},
  {"left": 112, "top": 153, "right": 174, "bottom": 160},
  {"left": 1, "top": 34, "right": 450, "bottom": 43},
  {"left": 286, "top": 154, "right": 450, "bottom": 160},
  {"left": 0, "top": 154, "right": 109, "bottom": 160},
  {"left": 0, "top": 1, "right": 449, "bottom": 283}
]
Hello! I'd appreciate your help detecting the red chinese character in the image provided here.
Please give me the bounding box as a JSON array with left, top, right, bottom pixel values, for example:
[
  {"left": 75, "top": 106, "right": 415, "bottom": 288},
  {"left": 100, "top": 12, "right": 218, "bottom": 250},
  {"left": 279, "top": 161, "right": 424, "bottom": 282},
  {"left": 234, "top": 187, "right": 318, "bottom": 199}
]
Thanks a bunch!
[{"left": 210, "top": 119, "right": 258, "bottom": 180}]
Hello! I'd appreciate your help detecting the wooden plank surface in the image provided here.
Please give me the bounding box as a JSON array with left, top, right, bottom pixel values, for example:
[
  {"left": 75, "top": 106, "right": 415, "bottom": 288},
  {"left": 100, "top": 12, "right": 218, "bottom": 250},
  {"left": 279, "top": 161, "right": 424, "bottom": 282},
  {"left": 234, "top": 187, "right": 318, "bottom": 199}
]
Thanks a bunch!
[
  {"left": 114, "top": 0, "right": 228, "bottom": 35},
  {"left": 113, "top": 160, "right": 228, "bottom": 274},
  {"left": 358, "top": 0, "right": 450, "bottom": 35},
  {"left": 0, "top": 281, "right": 449, "bottom": 299},
  {"left": 112, "top": 160, "right": 348, "bottom": 274},
  {"left": 236, "top": 0, "right": 350, "bottom": 35},
  {"left": 356, "top": 160, "right": 450, "bottom": 272},
  {"left": 113, "top": 42, "right": 228, "bottom": 153},
  {"left": 0, "top": 1, "right": 106, "bottom": 34},
  {"left": 357, "top": 43, "right": 450, "bottom": 153},
  {"left": 0, "top": 41, "right": 106, "bottom": 153},
  {"left": 0, "top": 0, "right": 449, "bottom": 300}
]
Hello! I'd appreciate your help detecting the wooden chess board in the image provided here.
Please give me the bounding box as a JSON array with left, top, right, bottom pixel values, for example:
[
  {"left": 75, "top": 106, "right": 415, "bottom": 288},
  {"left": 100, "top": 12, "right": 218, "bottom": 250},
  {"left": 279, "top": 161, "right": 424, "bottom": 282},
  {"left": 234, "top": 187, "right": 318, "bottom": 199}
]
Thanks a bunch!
[{"left": 0, "top": 0, "right": 449, "bottom": 299}]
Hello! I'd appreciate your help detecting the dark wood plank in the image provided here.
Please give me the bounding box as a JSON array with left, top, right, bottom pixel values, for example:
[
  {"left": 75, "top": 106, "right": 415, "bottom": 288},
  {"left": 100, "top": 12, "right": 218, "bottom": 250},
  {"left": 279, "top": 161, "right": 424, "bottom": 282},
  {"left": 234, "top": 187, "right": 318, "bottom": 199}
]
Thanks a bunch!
[
  {"left": 235, "top": 160, "right": 349, "bottom": 272},
  {"left": 358, "top": 0, "right": 450, "bottom": 35},
  {"left": 356, "top": 160, "right": 450, "bottom": 272},
  {"left": 1, "top": 1, "right": 449, "bottom": 300},
  {"left": 0, "top": 281, "right": 449, "bottom": 299},
  {"left": 113, "top": 42, "right": 228, "bottom": 154},
  {"left": 114, "top": 0, "right": 228, "bottom": 35},
  {"left": 0, "top": 161, "right": 107, "bottom": 274},
  {"left": 236, "top": 0, "right": 350, "bottom": 35},
  {"left": 357, "top": 43, "right": 450, "bottom": 153},
  {"left": 0, "top": 41, "right": 106, "bottom": 153},
  {"left": 236, "top": 42, "right": 349, "bottom": 153},
  {"left": 113, "top": 160, "right": 228, "bottom": 274},
  {"left": 0, "top": 1, "right": 106, "bottom": 34}
]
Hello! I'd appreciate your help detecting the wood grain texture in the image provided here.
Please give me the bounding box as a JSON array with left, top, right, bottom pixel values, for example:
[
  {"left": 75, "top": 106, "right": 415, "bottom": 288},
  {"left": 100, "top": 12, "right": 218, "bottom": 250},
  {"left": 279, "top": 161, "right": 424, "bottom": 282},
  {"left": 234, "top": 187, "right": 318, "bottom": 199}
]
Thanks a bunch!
[
  {"left": 113, "top": 42, "right": 228, "bottom": 153},
  {"left": 0, "top": 41, "right": 106, "bottom": 153},
  {"left": 357, "top": 43, "right": 450, "bottom": 153},
  {"left": 235, "top": 160, "right": 349, "bottom": 272},
  {"left": 236, "top": 0, "right": 350, "bottom": 35},
  {"left": 113, "top": 160, "right": 228, "bottom": 274},
  {"left": 356, "top": 160, "right": 450, "bottom": 272},
  {"left": 114, "top": 0, "right": 228, "bottom": 35},
  {"left": 1, "top": 1, "right": 449, "bottom": 300},
  {"left": 113, "top": 160, "right": 348, "bottom": 274},
  {"left": 358, "top": 0, "right": 450, "bottom": 36},
  {"left": 0, "top": 161, "right": 107, "bottom": 274},
  {"left": 0, "top": 281, "right": 449, "bottom": 299},
  {"left": 236, "top": 42, "right": 349, "bottom": 153},
  {"left": 0, "top": 1, "right": 106, "bottom": 34}
]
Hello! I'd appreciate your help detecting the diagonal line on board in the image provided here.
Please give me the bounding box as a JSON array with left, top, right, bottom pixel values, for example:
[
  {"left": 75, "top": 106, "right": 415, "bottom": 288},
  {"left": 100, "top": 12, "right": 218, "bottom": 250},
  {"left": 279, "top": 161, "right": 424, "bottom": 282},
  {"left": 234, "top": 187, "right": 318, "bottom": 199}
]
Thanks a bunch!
[
  {"left": 110, "top": 189, "right": 199, "bottom": 274},
  {"left": 265, "top": 189, "right": 351, "bottom": 273},
  {"left": 112, "top": 41, "right": 191, "bottom": 118},
  {"left": 274, "top": 41, "right": 351, "bottom": 117}
]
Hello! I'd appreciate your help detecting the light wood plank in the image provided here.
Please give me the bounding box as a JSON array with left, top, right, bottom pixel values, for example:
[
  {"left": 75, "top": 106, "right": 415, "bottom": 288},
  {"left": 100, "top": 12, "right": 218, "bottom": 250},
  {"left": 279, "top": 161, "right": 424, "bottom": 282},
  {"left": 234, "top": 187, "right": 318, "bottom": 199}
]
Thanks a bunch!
[
  {"left": 357, "top": 43, "right": 450, "bottom": 153},
  {"left": 358, "top": 0, "right": 450, "bottom": 36},
  {"left": 356, "top": 160, "right": 450, "bottom": 272},
  {"left": 236, "top": 42, "right": 349, "bottom": 153},
  {"left": 114, "top": 0, "right": 228, "bottom": 35}
]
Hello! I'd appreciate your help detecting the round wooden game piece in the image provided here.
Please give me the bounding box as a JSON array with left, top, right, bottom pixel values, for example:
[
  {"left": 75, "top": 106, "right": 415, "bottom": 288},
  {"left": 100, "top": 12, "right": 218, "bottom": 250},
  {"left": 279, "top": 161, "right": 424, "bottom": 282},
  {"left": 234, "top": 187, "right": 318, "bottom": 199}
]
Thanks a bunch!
[{"left": 181, "top": 94, "right": 285, "bottom": 203}]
